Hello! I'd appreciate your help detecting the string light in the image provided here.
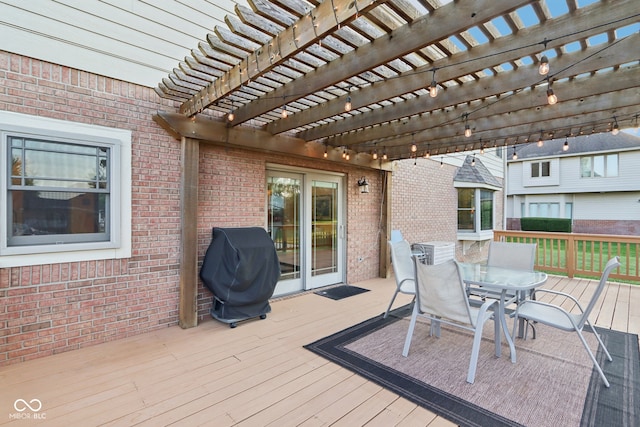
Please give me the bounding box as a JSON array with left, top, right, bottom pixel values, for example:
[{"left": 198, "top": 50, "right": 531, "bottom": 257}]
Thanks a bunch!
[
  {"left": 563, "top": 136, "right": 569, "bottom": 151},
  {"left": 471, "top": 155, "right": 476, "bottom": 167},
  {"left": 281, "top": 104, "right": 288, "bottom": 118},
  {"left": 429, "top": 69, "right": 438, "bottom": 98},
  {"left": 323, "top": 144, "right": 328, "bottom": 158},
  {"left": 539, "top": 55, "right": 549, "bottom": 75},
  {"left": 512, "top": 146, "right": 517, "bottom": 160},
  {"left": 424, "top": 144, "right": 430, "bottom": 159},
  {"left": 410, "top": 133, "right": 417, "bottom": 152},
  {"left": 464, "top": 114, "right": 472, "bottom": 137},
  {"left": 611, "top": 116, "right": 620, "bottom": 135},
  {"left": 227, "top": 109, "right": 235, "bottom": 122},
  {"left": 344, "top": 95, "right": 352, "bottom": 112},
  {"left": 537, "top": 130, "right": 544, "bottom": 147},
  {"left": 382, "top": 149, "right": 388, "bottom": 160},
  {"left": 372, "top": 149, "right": 378, "bottom": 160},
  {"left": 546, "top": 78, "right": 557, "bottom": 105},
  {"left": 539, "top": 38, "right": 550, "bottom": 75}
]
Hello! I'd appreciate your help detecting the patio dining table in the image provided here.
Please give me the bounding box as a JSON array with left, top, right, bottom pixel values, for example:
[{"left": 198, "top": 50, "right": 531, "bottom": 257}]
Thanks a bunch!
[{"left": 458, "top": 262, "right": 548, "bottom": 363}]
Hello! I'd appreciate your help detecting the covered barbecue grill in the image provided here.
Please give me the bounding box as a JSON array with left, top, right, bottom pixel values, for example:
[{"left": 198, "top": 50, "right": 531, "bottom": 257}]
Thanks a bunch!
[{"left": 200, "top": 227, "right": 281, "bottom": 328}]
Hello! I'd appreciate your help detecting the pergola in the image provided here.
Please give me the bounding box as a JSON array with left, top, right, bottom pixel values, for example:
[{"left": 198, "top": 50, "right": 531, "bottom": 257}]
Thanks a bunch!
[{"left": 154, "top": 0, "right": 640, "bottom": 167}]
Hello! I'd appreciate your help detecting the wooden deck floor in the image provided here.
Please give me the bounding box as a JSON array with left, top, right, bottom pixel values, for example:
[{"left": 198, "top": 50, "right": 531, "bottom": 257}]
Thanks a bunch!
[{"left": 2, "top": 275, "right": 639, "bottom": 426}]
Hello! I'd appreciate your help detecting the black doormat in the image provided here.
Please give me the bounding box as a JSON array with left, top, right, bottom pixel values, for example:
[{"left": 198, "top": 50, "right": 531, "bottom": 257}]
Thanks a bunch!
[{"left": 314, "top": 285, "right": 370, "bottom": 300}]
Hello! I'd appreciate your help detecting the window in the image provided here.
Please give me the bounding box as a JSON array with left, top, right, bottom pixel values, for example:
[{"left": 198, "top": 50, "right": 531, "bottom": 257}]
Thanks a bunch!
[
  {"left": 457, "top": 188, "right": 494, "bottom": 232},
  {"left": 528, "top": 202, "right": 561, "bottom": 218},
  {"left": 530, "top": 161, "right": 550, "bottom": 177},
  {"left": 9, "top": 137, "right": 110, "bottom": 246},
  {"left": 1, "top": 111, "right": 131, "bottom": 267},
  {"left": 580, "top": 154, "right": 618, "bottom": 178}
]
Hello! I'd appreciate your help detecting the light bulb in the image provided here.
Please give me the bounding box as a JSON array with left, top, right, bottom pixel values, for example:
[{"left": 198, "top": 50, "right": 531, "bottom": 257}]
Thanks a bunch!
[
  {"left": 563, "top": 140, "right": 569, "bottom": 151},
  {"left": 344, "top": 96, "right": 352, "bottom": 112},
  {"left": 464, "top": 125, "right": 471, "bottom": 138},
  {"left": 537, "top": 138, "right": 544, "bottom": 147},
  {"left": 429, "top": 80, "right": 438, "bottom": 98},
  {"left": 612, "top": 117, "right": 620, "bottom": 135},
  {"left": 547, "top": 88, "right": 557, "bottom": 105},
  {"left": 411, "top": 143, "right": 417, "bottom": 152},
  {"left": 227, "top": 111, "right": 235, "bottom": 122},
  {"left": 372, "top": 151, "right": 378, "bottom": 160},
  {"left": 539, "top": 56, "right": 549, "bottom": 75},
  {"left": 281, "top": 106, "right": 288, "bottom": 119}
]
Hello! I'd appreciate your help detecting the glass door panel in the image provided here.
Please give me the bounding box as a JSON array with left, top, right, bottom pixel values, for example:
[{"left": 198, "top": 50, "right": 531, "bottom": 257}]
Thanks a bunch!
[
  {"left": 267, "top": 172, "right": 302, "bottom": 296},
  {"left": 308, "top": 177, "right": 343, "bottom": 288}
]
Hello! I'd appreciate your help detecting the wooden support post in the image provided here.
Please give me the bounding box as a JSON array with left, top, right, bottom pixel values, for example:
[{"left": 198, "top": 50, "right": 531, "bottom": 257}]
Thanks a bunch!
[
  {"left": 179, "top": 137, "right": 199, "bottom": 328},
  {"left": 379, "top": 170, "right": 392, "bottom": 278}
]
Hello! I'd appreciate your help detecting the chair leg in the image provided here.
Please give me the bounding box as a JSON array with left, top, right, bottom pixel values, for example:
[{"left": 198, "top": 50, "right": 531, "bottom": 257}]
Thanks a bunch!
[
  {"left": 402, "top": 304, "right": 419, "bottom": 357},
  {"left": 383, "top": 290, "right": 399, "bottom": 318},
  {"left": 587, "top": 320, "right": 613, "bottom": 362},
  {"left": 576, "top": 329, "right": 610, "bottom": 388},
  {"left": 494, "top": 313, "right": 501, "bottom": 357},
  {"left": 467, "top": 323, "right": 485, "bottom": 384}
]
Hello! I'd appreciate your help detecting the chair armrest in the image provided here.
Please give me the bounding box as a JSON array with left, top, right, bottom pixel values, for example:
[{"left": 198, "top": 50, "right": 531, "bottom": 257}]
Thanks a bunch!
[
  {"left": 530, "top": 288, "right": 585, "bottom": 313},
  {"left": 516, "top": 299, "right": 584, "bottom": 329}
]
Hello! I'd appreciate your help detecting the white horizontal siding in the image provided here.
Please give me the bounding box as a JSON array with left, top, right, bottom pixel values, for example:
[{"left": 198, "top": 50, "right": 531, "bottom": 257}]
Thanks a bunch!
[
  {"left": 572, "top": 193, "right": 640, "bottom": 220},
  {"left": 0, "top": 0, "right": 248, "bottom": 87},
  {"left": 508, "top": 150, "right": 640, "bottom": 195}
]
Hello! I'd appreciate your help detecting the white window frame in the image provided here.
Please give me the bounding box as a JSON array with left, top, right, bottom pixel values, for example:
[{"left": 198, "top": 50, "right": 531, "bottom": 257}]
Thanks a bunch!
[
  {"left": 530, "top": 160, "right": 550, "bottom": 178},
  {"left": 0, "top": 111, "right": 131, "bottom": 268},
  {"left": 580, "top": 154, "right": 618, "bottom": 178},
  {"left": 455, "top": 183, "right": 499, "bottom": 242}
]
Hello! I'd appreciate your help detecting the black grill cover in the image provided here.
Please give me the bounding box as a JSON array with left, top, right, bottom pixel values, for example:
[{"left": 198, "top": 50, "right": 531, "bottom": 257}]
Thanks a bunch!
[{"left": 200, "top": 227, "right": 281, "bottom": 321}]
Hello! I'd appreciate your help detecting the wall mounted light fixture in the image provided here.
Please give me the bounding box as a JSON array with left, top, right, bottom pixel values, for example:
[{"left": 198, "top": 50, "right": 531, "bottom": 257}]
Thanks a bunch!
[{"left": 357, "top": 176, "right": 369, "bottom": 193}]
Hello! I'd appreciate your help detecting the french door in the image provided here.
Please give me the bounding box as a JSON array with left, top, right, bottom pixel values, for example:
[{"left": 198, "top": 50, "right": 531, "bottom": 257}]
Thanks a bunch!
[{"left": 267, "top": 169, "right": 345, "bottom": 296}]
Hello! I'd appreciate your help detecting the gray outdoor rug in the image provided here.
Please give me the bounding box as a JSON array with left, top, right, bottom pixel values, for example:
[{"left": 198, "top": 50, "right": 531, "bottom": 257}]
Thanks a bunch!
[{"left": 304, "top": 305, "right": 640, "bottom": 427}]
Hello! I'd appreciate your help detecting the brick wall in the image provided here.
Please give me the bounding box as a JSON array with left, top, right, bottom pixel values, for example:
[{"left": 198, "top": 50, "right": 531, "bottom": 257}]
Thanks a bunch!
[
  {"left": 0, "top": 51, "right": 481, "bottom": 365},
  {"left": 391, "top": 158, "right": 459, "bottom": 244},
  {"left": 0, "top": 51, "right": 184, "bottom": 365},
  {"left": 194, "top": 145, "right": 384, "bottom": 318},
  {"left": 391, "top": 158, "right": 504, "bottom": 263}
]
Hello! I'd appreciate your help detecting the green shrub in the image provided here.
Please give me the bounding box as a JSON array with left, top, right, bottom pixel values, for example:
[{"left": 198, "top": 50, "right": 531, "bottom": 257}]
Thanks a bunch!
[{"left": 520, "top": 217, "right": 572, "bottom": 233}]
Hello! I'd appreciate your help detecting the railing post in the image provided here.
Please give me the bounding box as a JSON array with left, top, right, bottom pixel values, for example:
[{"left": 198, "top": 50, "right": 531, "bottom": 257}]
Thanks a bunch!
[{"left": 566, "top": 233, "right": 575, "bottom": 278}]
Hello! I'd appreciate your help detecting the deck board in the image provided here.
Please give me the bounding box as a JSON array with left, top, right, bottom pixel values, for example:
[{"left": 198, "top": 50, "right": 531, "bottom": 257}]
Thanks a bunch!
[{"left": 1, "top": 276, "right": 638, "bottom": 426}]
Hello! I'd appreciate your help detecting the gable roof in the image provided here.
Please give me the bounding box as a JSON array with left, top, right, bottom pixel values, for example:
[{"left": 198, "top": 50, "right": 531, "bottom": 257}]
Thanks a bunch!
[
  {"left": 510, "top": 131, "right": 640, "bottom": 161},
  {"left": 454, "top": 155, "right": 502, "bottom": 189}
]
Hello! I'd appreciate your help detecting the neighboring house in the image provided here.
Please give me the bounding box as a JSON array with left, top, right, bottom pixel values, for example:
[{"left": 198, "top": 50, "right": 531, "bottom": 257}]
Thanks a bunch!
[{"left": 506, "top": 132, "right": 640, "bottom": 235}]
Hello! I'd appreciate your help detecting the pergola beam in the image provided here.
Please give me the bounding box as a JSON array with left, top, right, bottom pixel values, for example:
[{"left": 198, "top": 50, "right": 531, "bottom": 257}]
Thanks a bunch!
[
  {"left": 267, "top": 0, "right": 632, "bottom": 136},
  {"left": 229, "top": 0, "right": 530, "bottom": 124},
  {"left": 179, "top": 0, "right": 384, "bottom": 116}
]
